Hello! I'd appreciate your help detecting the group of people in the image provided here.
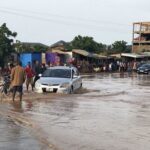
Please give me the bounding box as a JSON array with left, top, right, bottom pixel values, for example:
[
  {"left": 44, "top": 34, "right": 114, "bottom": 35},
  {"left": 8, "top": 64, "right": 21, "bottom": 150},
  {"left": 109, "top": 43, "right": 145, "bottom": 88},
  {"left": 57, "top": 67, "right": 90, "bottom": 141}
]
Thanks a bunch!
[
  {"left": 1, "top": 61, "right": 47, "bottom": 102},
  {"left": 75, "top": 60, "right": 139, "bottom": 73}
]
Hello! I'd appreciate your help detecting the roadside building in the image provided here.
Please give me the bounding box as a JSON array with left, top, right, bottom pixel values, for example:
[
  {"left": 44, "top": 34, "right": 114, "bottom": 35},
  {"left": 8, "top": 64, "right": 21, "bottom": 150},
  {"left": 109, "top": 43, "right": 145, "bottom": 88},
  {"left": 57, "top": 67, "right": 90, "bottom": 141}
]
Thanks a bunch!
[
  {"left": 20, "top": 52, "right": 42, "bottom": 67},
  {"left": 121, "top": 53, "right": 150, "bottom": 61},
  {"left": 47, "top": 40, "right": 72, "bottom": 65},
  {"left": 46, "top": 49, "right": 72, "bottom": 66},
  {"left": 49, "top": 40, "right": 68, "bottom": 51},
  {"left": 72, "top": 49, "right": 108, "bottom": 72},
  {"left": 72, "top": 49, "right": 107, "bottom": 62},
  {"left": 132, "top": 22, "right": 150, "bottom": 53},
  {"left": 16, "top": 42, "right": 48, "bottom": 67}
]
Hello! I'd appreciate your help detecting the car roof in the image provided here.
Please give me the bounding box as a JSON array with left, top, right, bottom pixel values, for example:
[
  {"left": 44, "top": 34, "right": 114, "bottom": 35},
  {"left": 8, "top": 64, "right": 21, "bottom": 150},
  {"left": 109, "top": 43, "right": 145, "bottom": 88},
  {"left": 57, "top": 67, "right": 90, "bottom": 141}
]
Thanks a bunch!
[{"left": 47, "top": 66, "right": 77, "bottom": 70}]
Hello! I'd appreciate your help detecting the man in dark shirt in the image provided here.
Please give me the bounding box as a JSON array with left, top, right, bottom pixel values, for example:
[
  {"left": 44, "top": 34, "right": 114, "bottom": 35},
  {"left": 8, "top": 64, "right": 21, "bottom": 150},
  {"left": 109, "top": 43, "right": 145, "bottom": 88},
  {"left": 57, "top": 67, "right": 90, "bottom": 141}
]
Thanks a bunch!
[{"left": 32, "top": 61, "right": 41, "bottom": 88}]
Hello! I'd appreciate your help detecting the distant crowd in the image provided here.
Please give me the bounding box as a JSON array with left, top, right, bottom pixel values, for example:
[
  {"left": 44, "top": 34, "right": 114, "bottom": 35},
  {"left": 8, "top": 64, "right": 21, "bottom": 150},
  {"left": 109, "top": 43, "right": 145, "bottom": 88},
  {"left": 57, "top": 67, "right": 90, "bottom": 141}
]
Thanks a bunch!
[{"left": 75, "top": 60, "right": 145, "bottom": 73}]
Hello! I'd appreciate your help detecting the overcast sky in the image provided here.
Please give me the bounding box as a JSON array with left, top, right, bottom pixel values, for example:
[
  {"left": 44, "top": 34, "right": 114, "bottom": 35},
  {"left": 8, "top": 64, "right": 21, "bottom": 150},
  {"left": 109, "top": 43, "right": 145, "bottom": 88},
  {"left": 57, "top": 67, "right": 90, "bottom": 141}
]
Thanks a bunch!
[{"left": 0, "top": 0, "right": 150, "bottom": 45}]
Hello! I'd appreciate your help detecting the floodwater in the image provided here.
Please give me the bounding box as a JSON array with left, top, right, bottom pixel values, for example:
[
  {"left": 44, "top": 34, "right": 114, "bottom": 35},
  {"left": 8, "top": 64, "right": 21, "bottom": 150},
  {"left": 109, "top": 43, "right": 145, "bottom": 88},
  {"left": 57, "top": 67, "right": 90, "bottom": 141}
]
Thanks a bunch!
[{"left": 0, "top": 73, "right": 150, "bottom": 150}]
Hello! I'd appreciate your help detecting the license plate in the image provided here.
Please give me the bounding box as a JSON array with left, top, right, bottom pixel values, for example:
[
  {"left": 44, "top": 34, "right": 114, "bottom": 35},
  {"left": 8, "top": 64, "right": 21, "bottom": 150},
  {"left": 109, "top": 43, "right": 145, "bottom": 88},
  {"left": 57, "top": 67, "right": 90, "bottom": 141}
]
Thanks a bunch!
[{"left": 47, "top": 88, "right": 53, "bottom": 92}]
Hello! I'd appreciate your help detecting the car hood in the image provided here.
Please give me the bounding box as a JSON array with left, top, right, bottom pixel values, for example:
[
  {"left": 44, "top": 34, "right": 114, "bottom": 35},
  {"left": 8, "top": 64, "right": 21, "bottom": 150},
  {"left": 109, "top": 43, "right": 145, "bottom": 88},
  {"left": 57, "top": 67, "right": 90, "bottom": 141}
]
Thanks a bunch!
[{"left": 38, "top": 77, "right": 71, "bottom": 85}]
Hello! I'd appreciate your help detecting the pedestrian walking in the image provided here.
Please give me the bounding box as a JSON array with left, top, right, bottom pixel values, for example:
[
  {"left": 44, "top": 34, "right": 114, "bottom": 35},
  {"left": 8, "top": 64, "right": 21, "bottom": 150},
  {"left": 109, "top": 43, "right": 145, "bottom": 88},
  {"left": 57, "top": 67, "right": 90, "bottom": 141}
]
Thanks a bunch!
[
  {"left": 32, "top": 61, "right": 41, "bottom": 88},
  {"left": 133, "top": 61, "right": 137, "bottom": 71},
  {"left": 25, "top": 62, "right": 34, "bottom": 91},
  {"left": 41, "top": 63, "right": 46, "bottom": 74},
  {"left": 11, "top": 61, "right": 26, "bottom": 101},
  {"left": 109, "top": 63, "right": 112, "bottom": 72}
]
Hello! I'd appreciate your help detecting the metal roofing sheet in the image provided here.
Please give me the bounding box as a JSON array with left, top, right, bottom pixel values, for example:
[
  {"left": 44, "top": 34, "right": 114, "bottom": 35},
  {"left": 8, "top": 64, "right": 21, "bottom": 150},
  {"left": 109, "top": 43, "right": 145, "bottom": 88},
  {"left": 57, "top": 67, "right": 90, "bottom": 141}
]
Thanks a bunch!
[
  {"left": 121, "top": 53, "right": 150, "bottom": 58},
  {"left": 72, "top": 49, "right": 89, "bottom": 57},
  {"left": 72, "top": 49, "right": 107, "bottom": 59}
]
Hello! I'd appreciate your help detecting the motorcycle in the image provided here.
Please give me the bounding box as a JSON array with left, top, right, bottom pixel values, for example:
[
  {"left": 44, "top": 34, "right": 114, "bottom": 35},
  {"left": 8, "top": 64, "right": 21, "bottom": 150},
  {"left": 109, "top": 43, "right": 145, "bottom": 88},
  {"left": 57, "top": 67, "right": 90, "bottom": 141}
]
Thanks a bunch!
[{"left": 0, "top": 75, "right": 11, "bottom": 100}]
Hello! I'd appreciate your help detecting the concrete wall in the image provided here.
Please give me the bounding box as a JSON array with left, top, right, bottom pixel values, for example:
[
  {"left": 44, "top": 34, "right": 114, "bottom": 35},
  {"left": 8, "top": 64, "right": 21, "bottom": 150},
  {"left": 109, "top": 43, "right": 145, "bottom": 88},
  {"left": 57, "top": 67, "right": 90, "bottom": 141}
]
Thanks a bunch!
[{"left": 133, "top": 45, "right": 150, "bottom": 53}]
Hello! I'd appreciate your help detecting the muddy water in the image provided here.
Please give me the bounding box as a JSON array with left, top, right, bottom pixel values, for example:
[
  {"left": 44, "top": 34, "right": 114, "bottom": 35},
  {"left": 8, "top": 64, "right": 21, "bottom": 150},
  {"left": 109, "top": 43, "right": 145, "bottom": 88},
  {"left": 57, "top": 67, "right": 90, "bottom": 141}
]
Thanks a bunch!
[
  {"left": 0, "top": 116, "right": 46, "bottom": 150},
  {"left": 0, "top": 73, "right": 150, "bottom": 150}
]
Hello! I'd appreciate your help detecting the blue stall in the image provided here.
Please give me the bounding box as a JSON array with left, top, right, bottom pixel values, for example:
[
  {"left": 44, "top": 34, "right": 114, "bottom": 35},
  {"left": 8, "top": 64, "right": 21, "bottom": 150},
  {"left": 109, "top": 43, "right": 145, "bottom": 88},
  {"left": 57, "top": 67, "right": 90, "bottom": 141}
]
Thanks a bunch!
[{"left": 20, "top": 52, "right": 42, "bottom": 67}]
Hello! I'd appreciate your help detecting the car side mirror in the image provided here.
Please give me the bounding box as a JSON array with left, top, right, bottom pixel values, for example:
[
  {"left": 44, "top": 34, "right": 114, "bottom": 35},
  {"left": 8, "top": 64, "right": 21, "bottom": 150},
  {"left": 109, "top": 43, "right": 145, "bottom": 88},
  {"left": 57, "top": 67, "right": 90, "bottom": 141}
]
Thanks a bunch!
[{"left": 73, "top": 75, "right": 78, "bottom": 78}]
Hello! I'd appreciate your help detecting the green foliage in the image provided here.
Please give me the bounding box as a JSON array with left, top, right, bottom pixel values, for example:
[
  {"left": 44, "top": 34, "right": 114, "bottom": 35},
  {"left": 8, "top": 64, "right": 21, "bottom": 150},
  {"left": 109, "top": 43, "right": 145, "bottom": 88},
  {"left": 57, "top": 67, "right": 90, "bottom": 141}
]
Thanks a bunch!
[
  {"left": 15, "top": 40, "right": 26, "bottom": 53},
  {"left": 112, "top": 40, "right": 127, "bottom": 53},
  {"left": 65, "top": 35, "right": 130, "bottom": 55},
  {"left": 15, "top": 41, "right": 48, "bottom": 53},
  {"left": 66, "top": 35, "right": 105, "bottom": 53},
  {"left": 33, "top": 45, "right": 48, "bottom": 52},
  {"left": 65, "top": 42, "right": 72, "bottom": 51},
  {"left": 0, "top": 23, "right": 17, "bottom": 66}
]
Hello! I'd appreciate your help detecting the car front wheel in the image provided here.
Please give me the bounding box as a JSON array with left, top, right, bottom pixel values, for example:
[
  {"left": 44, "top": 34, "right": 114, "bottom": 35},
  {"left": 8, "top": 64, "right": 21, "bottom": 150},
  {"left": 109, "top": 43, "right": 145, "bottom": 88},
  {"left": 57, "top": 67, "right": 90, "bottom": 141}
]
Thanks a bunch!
[{"left": 80, "top": 83, "right": 82, "bottom": 88}]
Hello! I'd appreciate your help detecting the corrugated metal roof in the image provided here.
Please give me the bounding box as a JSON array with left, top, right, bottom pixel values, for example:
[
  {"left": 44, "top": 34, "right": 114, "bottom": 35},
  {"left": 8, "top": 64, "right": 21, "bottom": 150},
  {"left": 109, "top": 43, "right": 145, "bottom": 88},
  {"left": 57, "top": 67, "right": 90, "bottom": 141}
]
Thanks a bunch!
[
  {"left": 72, "top": 49, "right": 107, "bottom": 59},
  {"left": 51, "top": 49, "right": 67, "bottom": 54},
  {"left": 92, "top": 53, "right": 107, "bottom": 59},
  {"left": 121, "top": 53, "right": 150, "bottom": 58},
  {"left": 72, "top": 49, "right": 90, "bottom": 57},
  {"left": 143, "top": 52, "right": 150, "bottom": 56},
  {"left": 110, "top": 54, "right": 121, "bottom": 58}
]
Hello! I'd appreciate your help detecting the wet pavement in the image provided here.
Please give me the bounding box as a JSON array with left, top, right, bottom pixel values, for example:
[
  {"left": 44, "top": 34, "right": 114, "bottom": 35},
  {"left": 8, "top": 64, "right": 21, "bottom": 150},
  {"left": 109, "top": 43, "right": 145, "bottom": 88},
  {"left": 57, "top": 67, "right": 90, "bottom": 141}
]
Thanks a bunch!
[{"left": 0, "top": 73, "right": 150, "bottom": 150}]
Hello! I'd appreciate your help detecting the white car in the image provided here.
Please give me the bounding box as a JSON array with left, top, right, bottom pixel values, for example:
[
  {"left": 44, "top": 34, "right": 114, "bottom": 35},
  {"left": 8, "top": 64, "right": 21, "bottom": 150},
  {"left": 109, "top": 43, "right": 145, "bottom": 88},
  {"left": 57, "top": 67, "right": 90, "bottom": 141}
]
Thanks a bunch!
[{"left": 35, "top": 66, "right": 82, "bottom": 94}]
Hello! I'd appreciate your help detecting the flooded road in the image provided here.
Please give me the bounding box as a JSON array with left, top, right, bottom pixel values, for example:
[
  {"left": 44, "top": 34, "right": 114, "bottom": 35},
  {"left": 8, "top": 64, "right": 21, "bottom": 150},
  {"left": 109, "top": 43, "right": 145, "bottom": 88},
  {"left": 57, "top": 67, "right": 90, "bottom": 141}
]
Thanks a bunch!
[
  {"left": 0, "top": 73, "right": 150, "bottom": 150},
  {"left": 0, "top": 116, "right": 46, "bottom": 150}
]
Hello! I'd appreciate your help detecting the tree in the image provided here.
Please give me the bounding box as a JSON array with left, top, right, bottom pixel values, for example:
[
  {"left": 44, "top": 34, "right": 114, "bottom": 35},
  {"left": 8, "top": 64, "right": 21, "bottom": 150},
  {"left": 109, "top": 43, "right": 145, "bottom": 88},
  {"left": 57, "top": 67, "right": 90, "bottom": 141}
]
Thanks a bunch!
[
  {"left": 15, "top": 41, "right": 48, "bottom": 53},
  {"left": 15, "top": 40, "right": 26, "bottom": 53},
  {"left": 112, "top": 40, "right": 128, "bottom": 53},
  {"left": 33, "top": 45, "right": 48, "bottom": 52},
  {"left": 0, "top": 23, "right": 17, "bottom": 66},
  {"left": 67, "top": 35, "right": 105, "bottom": 53}
]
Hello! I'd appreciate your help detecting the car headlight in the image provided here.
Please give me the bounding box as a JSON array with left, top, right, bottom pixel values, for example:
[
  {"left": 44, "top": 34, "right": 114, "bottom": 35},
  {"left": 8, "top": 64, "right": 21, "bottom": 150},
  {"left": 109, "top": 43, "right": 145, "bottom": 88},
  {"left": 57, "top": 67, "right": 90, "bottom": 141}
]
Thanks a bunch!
[
  {"left": 60, "top": 83, "right": 70, "bottom": 88},
  {"left": 35, "top": 81, "right": 41, "bottom": 88}
]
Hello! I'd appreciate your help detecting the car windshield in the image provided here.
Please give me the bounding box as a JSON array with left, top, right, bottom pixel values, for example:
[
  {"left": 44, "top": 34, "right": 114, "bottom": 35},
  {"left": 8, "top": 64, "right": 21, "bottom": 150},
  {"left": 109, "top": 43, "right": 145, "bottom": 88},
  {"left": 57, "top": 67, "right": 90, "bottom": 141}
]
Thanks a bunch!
[{"left": 42, "top": 69, "right": 71, "bottom": 78}]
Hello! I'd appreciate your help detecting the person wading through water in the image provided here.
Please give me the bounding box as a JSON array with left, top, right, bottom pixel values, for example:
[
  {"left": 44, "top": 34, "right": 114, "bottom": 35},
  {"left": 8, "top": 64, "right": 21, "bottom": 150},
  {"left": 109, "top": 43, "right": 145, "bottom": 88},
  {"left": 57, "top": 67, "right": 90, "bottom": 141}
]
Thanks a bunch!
[
  {"left": 25, "top": 62, "right": 34, "bottom": 92},
  {"left": 11, "top": 61, "right": 26, "bottom": 101},
  {"left": 32, "top": 60, "right": 41, "bottom": 89}
]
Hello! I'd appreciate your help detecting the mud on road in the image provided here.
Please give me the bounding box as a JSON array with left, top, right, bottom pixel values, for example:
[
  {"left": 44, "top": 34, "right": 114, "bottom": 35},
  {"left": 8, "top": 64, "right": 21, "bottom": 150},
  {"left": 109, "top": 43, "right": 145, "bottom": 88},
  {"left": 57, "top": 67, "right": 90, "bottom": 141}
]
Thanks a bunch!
[{"left": 0, "top": 73, "right": 150, "bottom": 150}]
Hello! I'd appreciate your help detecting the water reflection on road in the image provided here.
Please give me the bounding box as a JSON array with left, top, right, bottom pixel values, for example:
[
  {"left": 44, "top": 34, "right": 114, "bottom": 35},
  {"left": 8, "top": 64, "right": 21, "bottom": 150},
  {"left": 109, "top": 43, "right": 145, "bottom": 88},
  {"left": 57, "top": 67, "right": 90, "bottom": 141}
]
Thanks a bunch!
[
  {"left": 0, "top": 117, "right": 45, "bottom": 150},
  {"left": 0, "top": 73, "right": 150, "bottom": 150}
]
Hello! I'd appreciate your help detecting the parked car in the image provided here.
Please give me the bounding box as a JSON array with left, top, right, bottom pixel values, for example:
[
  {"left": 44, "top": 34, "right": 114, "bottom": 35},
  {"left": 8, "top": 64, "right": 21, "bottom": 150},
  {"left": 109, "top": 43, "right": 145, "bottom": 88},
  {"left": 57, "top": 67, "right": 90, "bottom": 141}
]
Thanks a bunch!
[
  {"left": 35, "top": 66, "right": 82, "bottom": 94},
  {"left": 137, "top": 63, "right": 150, "bottom": 74},
  {"left": 137, "top": 62, "right": 146, "bottom": 69}
]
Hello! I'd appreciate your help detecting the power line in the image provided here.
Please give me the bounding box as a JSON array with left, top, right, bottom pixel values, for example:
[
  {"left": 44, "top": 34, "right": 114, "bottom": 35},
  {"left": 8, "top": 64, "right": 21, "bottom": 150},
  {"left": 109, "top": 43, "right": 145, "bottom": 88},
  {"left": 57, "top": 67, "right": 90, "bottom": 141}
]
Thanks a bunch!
[
  {"left": 0, "top": 6, "right": 130, "bottom": 27},
  {"left": 0, "top": 8, "right": 131, "bottom": 34}
]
